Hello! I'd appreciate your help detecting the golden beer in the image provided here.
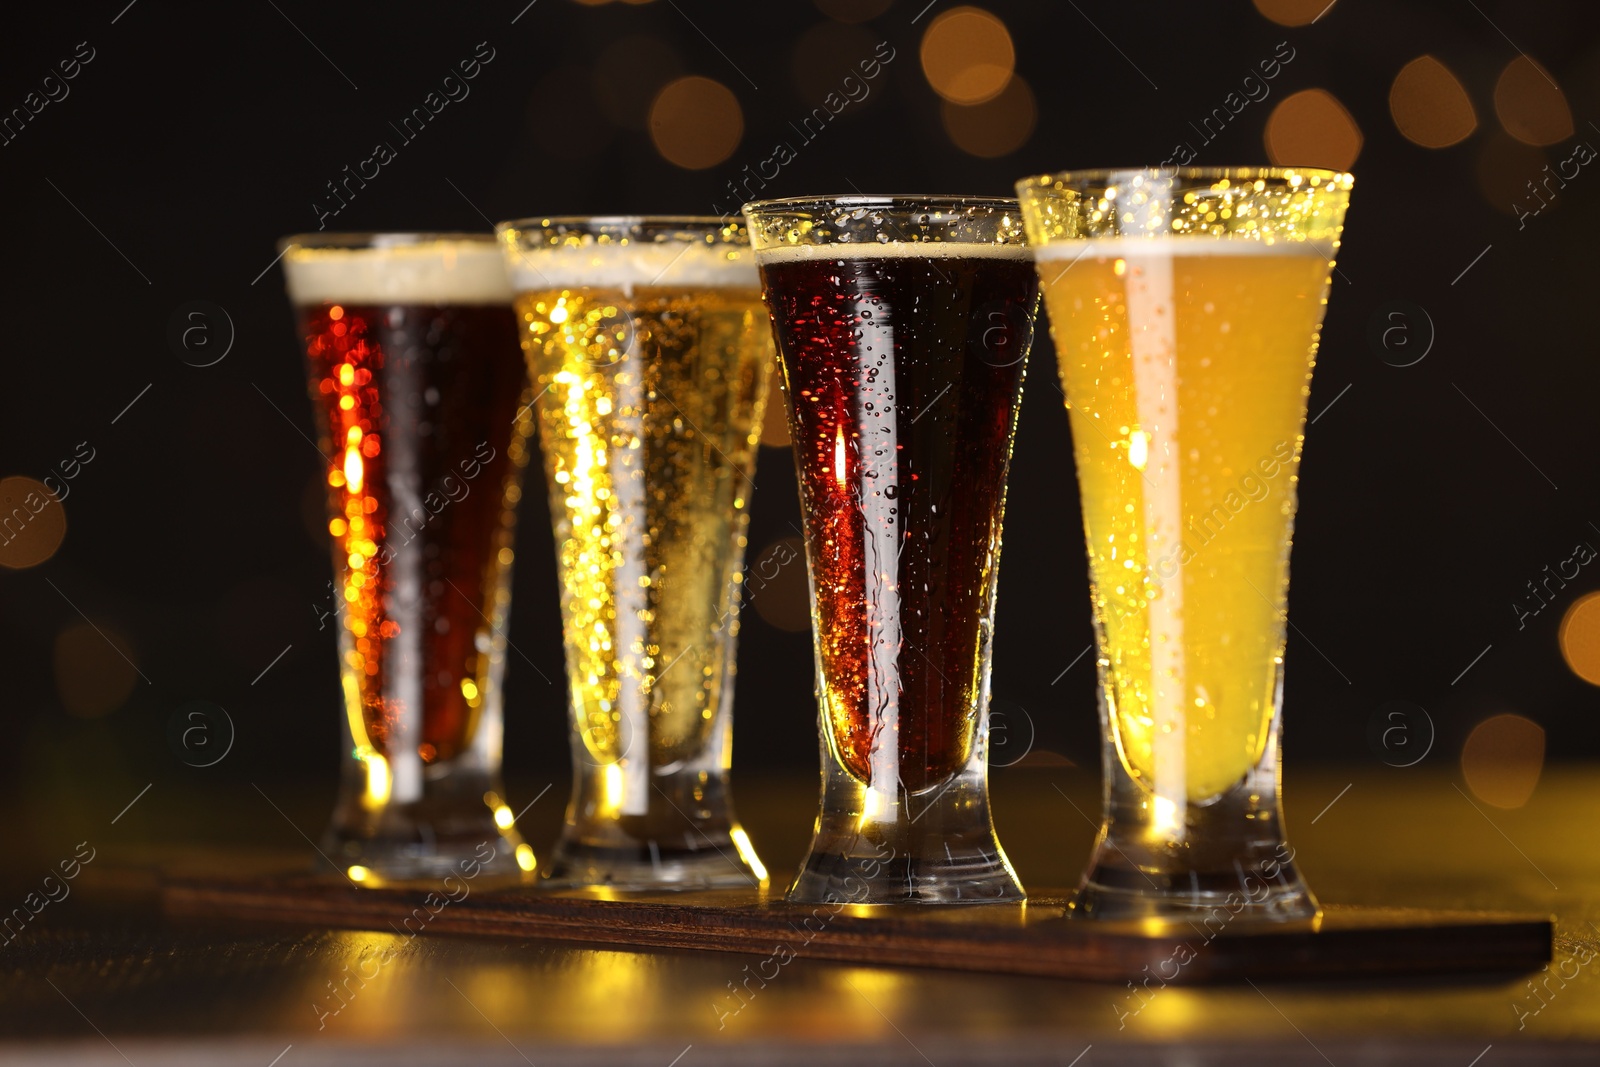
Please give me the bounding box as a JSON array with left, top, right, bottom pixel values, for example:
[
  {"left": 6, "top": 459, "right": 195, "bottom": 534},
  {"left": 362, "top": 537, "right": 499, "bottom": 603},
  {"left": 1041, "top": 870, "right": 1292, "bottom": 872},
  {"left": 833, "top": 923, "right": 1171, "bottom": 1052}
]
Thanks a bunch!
[
  {"left": 500, "top": 218, "right": 771, "bottom": 888},
  {"left": 1020, "top": 168, "right": 1353, "bottom": 920},
  {"left": 515, "top": 282, "right": 769, "bottom": 766},
  {"left": 1041, "top": 240, "right": 1332, "bottom": 801}
]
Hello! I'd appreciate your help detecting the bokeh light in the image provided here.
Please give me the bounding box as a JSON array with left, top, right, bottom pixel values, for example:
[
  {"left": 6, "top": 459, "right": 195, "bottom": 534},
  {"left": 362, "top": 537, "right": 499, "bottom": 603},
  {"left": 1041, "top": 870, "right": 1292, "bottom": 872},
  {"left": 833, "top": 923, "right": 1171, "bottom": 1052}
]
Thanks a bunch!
[
  {"left": 54, "top": 621, "right": 139, "bottom": 718},
  {"left": 1389, "top": 56, "right": 1477, "bottom": 148},
  {"left": 593, "top": 36, "right": 684, "bottom": 131},
  {"left": 1494, "top": 56, "right": 1574, "bottom": 147},
  {"left": 0, "top": 476, "right": 67, "bottom": 569},
  {"left": 1264, "top": 88, "right": 1363, "bottom": 170},
  {"left": 920, "top": 6, "right": 1014, "bottom": 106},
  {"left": 814, "top": 0, "right": 893, "bottom": 23},
  {"left": 791, "top": 22, "right": 884, "bottom": 109},
  {"left": 941, "top": 73, "right": 1036, "bottom": 158},
  {"left": 1475, "top": 128, "right": 1547, "bottom": 215},
  {"left": 1252, "top": 0, "right": 1337, "bottom": 26},
  {"left": 649, "top": 75, "right": 744, "bottom": 170},
  {"left": 1560, "top": 592, "right": 1600, "bottom": 686},
  {"left": 1461, "top": 713, "right": 1546, "bottom": 810}
]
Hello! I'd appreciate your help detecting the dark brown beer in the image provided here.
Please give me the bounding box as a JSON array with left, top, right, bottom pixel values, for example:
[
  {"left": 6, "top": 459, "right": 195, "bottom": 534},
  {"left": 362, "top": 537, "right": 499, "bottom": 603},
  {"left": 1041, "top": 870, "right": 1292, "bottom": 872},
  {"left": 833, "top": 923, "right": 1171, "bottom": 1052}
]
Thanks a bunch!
[
  {"left": 759, "top": 245, "right": 1037, "bottom": 794},
  {"left": 290, "top": 246, "right": 528, "bottom": 770}
]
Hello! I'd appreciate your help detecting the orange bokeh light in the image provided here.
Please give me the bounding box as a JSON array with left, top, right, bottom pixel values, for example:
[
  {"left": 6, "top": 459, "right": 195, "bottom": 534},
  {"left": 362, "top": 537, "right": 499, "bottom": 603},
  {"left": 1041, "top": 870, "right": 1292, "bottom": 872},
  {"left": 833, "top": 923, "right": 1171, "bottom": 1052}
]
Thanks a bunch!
[
  {"left": 1252, "top": 0, "right": 1337, "bottom": 26},
  {"left": 1461, "top": 713, "right": 1546, "bottom": 810},
  {"left": 1494, "top": 56, "right": 1574, "bottom": 147},
  {"left": 1264, "top": 88, "right": 1363, "bottom": 171},
  {"left": 1560, "top": 592, "right": 1600, "bottom": 686},
  {"left": 0, "top": 476, "right": 66, "bottom": 569},
  {"left": 941, "top": 73, "right": 1036, "bottom": 158},
  {"left": 1389, "top": 56, "right": 1477, "bottom": 148},
  {"left": 920, "top": 6, "right": 1014, "bottom": 106},
  {"left": 649, "top": 75, "right": 743, "bottom": 170}
]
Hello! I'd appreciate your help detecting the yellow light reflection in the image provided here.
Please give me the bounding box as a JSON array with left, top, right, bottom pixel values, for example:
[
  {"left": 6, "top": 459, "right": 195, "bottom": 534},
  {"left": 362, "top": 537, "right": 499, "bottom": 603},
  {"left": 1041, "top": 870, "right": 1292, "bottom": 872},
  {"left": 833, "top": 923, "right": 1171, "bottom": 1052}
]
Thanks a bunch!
[
  {"left": 859, "top": 784, "right": 885, "bottom": 827},
  {"left": 729, "top": 827, "right": 769, "bottom": 885},
  {"left": 363, "top": 751, "right": 392, "bottom": 808},
  {"left": 1127, "top": 429, "right": 1150, "bottom": 471},
  {"left": 348, "top": 865, "right": 371, "bottom": 883},
  {"left": 603, "top": 762, "right": 626, "bottom": 814},
  {"left": 516, "top": 844, "right": 537, "bottom": 872},
  {"left": 1151, "top": 794, "right": 1183, "bottom": 839},
  {"left": 343, "top": 447, "right": 364, "bottom": 494},
  {"left": 493, "top": 805, "right": 515, "bottom": 830}
]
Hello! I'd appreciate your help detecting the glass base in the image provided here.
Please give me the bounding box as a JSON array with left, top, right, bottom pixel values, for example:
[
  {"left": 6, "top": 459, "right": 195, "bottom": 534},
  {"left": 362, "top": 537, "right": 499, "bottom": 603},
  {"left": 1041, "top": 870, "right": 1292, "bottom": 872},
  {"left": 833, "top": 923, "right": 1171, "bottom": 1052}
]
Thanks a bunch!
[
  {"left": 789, "top": 760, "right": 1023, "bottom": 905},
  {"left": 539, "top": 836, "right": 762, "bottom": 891},
  {"left": 1075, "top": 691, "right": 1315, "bottom": 922},
  {"left": 1071, "top": 844, "right": 1318, "bottom": 922},
  {"left": 543, "top": 767, "right": 766, "bottom": 892},
  {"left": 321, "top": 764, "right": 527, "bottom": 884}
]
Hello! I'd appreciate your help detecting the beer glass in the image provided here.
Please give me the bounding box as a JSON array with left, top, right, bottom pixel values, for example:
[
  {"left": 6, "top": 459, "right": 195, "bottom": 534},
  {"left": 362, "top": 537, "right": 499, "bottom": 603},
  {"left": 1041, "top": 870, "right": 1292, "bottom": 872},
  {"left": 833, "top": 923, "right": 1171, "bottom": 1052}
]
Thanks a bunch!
[
  {"left": 280, "top": 233, "right": 535, "bottom": 882},
  {"left": 497, "top": 217, "right": 772, "bottom": 890},
  {"left": 744, "top": 196, "right": 1038, "bottom": 904},
  {"left": 1016, "top": 168, "right": 1354, "bottom": 920}
]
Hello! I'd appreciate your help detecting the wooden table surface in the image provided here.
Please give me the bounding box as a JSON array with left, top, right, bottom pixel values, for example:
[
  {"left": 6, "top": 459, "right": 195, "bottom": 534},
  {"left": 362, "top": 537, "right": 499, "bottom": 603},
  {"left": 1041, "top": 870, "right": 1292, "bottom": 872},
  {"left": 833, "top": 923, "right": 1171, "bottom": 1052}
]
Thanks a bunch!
[{"left": 3, "top": 766, "right": 1598, "bottom": 1065}]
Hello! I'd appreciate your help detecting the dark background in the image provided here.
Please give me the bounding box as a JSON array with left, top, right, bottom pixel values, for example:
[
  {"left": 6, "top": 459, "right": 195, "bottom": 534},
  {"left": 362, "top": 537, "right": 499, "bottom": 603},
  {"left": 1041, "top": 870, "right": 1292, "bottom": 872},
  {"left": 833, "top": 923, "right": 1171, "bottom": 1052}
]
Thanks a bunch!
[{"left": 2, "top": 0, "right": 1597, "bottom": 839}]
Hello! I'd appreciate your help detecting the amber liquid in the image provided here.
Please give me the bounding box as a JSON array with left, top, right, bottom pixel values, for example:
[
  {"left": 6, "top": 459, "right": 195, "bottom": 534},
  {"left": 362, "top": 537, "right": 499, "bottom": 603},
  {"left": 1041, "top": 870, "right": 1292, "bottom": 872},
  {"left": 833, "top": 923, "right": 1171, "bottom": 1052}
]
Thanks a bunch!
[
  {"left": 298, "top": 302, "right": 529, "bottom": 766},
  {"left": 514, "top": 285, "right": 770, "bottom": 770},
  {"left": 760, "top": 249, "right": 1037, "bottom": 794}
]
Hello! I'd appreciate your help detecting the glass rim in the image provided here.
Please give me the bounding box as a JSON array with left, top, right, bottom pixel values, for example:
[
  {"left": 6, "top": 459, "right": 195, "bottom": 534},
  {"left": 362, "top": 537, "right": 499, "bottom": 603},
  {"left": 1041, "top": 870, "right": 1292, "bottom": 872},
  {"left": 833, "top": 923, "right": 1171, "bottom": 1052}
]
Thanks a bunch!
[
  {"left": 496, "top": 215, "right": 747, "bottom": 234},
  {"left": 1017, "top": 165, "right": 1353, "bottom": 187},
  {"left": 743, "top": 194, "right": 1019, "bottom": 216},
  {"left": 276, "top": 232, "right": 496, "bottom": 254}
]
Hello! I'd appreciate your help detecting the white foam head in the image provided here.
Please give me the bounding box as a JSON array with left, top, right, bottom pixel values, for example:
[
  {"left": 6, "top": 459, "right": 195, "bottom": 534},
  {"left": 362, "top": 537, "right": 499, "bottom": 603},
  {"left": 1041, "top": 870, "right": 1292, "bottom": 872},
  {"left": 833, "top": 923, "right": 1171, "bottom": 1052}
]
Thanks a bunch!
[
  {"left": 504, "top": 240, "right": 759, "bottom": 294},
  {"left": 753, "top": 240, "right": 1033, "bottom": 266},
  {"left": 1033, "top": 235, "right": 1333, "bottom": 261},
  {"left": 282, "top": 239, "right": 512, "bottom": 305}
]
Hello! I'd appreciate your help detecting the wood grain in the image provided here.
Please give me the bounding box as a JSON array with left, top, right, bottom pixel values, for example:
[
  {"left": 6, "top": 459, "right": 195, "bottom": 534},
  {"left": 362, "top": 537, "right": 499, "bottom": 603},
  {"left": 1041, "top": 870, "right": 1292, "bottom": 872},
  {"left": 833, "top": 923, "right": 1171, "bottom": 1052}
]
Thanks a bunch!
[{"left": 161, "top": 870, "right": 1552, "bottom": 983}]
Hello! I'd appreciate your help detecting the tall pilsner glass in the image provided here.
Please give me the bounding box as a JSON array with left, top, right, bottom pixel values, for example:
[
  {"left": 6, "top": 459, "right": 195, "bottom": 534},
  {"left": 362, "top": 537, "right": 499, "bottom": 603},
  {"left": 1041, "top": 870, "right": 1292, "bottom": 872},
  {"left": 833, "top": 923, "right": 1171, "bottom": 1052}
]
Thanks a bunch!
[
  {"left": 745, "top": 196, "right": 1038, "bottom": 904},
  {"left": 497, "top": 217, "right": 772, "bottom": 890},
  {"left": 281, "top": 233, "right": 534, "bottom": 882},
  {"left": 1016, "top": 168, "right": 1354, "bottom": 920}
]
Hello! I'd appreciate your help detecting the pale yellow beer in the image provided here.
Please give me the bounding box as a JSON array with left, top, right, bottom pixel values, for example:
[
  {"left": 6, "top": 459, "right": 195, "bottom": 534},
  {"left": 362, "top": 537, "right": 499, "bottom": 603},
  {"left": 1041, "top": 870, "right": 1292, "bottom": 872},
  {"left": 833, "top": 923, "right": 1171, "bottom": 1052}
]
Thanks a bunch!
[{"left": 1039, "top": 238, "right": 1333, "bottom": 801}]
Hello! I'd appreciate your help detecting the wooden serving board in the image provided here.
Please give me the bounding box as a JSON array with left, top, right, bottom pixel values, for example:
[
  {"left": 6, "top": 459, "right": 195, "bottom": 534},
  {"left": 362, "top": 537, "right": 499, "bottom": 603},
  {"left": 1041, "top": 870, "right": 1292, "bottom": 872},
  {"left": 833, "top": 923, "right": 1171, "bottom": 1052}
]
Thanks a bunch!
[{"left": 160, "top": 870, "right": 1552, "bottom": 983}]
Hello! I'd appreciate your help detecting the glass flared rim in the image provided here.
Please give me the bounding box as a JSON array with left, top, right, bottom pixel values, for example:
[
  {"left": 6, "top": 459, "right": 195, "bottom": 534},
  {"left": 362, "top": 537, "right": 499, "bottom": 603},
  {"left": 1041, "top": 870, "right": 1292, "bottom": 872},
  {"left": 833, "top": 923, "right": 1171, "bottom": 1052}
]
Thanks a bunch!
[
  {"left": 496, "top": 215, "right": 746, "bottom": 234},
  {"left": 743, "top": 194, "right": 1019, "bottom": 217},
  {"left": 1017, "top": 165, "right": 1354, "bottom": 188},
  {"left": 276, "top": 231, "right": 496, "bottom": 254}
]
